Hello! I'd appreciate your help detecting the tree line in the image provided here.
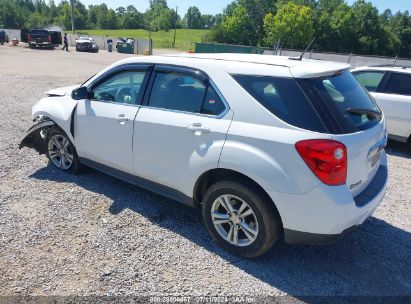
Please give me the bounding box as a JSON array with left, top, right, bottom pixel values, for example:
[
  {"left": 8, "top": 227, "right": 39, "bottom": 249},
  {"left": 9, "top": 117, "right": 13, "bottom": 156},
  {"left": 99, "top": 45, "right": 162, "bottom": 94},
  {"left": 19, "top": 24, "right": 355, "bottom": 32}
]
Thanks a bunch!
[
  {"left": 0, "top": 0, "right": 410, "bottom": 57},
  {"left": 211, "top": 0, "right": 411, "bottom": 57},
  {"left": 0, "top": 0, "right": 221, "bottom": 31}
]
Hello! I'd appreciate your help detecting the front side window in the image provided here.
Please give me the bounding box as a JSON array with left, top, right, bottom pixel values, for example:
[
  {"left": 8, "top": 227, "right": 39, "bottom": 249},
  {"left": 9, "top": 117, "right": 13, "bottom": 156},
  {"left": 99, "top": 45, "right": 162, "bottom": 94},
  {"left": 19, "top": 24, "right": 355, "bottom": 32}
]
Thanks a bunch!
[
  {"left": 148, "top": 71, "right": 225, "bottom": 115},
  {"left": 385, "top": 72, "right": 411, "bottom": 96},
  {"left": 353, "top": 71, "right": 385, "bottom": 92},
  {"left": 92, "top": 70, "right": 147, "bottom": 104}
]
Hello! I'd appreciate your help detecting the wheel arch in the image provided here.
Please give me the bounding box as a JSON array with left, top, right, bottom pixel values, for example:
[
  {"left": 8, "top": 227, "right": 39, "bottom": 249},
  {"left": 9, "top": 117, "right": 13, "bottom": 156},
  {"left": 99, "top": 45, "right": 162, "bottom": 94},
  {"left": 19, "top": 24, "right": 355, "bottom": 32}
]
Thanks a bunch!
[
  {"left": 193, "top": 168, "right": 284, "bottom": 229},
  {"left": 32, "top": 97, "right": 78, "bottom": 142}
]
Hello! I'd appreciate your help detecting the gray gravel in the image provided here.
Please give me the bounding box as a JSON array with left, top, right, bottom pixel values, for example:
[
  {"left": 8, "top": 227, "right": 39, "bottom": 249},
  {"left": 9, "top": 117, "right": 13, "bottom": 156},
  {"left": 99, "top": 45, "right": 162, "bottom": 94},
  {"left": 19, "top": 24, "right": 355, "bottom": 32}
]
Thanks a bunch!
[{"left": 0, "top": 45, "right": 410, "bottom": 298}]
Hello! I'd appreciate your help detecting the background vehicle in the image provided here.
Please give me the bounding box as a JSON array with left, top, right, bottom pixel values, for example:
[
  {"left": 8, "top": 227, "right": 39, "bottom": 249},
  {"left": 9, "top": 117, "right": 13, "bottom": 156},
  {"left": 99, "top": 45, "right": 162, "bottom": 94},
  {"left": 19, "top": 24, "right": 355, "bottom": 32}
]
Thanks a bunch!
[
  {"left": 20, "top": 54, "right": 388, "bottom": 258},
  {"left": 353, "top": 65, "right": 411, "bottom": 144},
  {"left": 0, "top": 30, "right": 9, "bottom": 45},
  {"left": 26, "top": 29, "right": 53, "bottom": 49},
  {"left": 75, "top": 36, "right": 99, "bottom": 53}
]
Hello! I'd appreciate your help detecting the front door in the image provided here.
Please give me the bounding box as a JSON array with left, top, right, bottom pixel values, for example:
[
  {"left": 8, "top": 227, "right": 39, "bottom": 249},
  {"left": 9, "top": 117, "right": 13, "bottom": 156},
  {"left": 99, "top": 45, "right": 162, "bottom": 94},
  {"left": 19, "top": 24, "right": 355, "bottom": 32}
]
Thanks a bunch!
[{"left": 75, "top": 67, "right": 150, "bottom": 173}]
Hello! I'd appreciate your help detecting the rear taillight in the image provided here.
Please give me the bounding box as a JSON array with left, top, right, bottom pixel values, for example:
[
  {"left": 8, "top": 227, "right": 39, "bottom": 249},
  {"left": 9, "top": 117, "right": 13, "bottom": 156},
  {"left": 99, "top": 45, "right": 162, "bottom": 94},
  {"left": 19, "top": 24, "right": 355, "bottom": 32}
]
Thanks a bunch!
[
  {"left": 295, "top": 139, "right": 347, "bottom": 186},
  {"left": 48, "top": 35, "right": 51, "bottom": 43},
  {"left": 28, "top": 34, "right": 32, "bottom": 41}
]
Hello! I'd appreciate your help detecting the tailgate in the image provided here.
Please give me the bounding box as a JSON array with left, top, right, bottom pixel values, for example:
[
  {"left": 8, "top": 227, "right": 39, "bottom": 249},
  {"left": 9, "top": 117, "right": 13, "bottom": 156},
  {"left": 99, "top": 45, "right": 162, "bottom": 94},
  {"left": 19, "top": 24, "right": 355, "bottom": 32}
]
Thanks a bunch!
[{"left": 332, "top": 121, "right": 387, "bottom": 197}]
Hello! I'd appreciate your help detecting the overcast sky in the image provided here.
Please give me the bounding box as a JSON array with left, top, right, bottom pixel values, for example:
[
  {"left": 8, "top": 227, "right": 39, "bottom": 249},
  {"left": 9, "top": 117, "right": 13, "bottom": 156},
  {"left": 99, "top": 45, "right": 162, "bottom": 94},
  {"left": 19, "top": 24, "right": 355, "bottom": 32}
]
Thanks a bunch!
[{"left": 78, "top": 0, "right": 410, "bottom": 15}]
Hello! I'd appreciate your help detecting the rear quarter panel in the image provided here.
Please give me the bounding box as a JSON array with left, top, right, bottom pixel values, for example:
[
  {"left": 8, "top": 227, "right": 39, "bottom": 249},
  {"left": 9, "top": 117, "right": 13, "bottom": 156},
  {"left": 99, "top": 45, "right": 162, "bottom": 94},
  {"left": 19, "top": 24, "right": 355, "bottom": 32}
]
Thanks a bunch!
[{"left": 219, "top": 121, "right": 332, "bottom": 195}]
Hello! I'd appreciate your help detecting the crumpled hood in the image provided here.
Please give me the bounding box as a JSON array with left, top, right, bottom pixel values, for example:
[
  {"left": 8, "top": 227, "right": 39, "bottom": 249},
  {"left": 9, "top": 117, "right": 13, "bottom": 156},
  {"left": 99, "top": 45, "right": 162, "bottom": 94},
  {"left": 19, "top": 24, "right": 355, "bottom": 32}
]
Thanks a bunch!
[{"left": 46, "top": 85, "right": 79, "bottom": 97}]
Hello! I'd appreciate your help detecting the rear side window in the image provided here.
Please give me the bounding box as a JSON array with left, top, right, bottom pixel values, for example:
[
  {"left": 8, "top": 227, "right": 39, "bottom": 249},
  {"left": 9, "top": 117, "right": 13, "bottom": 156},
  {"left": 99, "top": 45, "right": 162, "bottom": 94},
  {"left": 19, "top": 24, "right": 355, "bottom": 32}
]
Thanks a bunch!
[
  {"left": 385, "top": 73, "right": 411, "bottom": 96},
  {"left": 353, "top": 71, "right": 384, "bottom": 92},
  {"left": 298, "top": 70, "right": 382, "bottom": 132},
  {"left": 201, "top": 86, "right": 226, "bottom": 115},
  {"left": 30, "top": 30, "right": 49, "bottom": 35},
  {"left": 232, "top": 75, "right": 326, "bottom": 132}
]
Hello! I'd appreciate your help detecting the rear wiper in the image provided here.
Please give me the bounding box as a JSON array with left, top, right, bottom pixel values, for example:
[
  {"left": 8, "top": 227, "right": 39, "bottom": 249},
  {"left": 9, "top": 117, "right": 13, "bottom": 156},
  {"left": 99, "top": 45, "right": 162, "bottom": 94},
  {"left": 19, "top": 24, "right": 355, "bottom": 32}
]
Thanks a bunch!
[{"left": 346, "top": 108, "right": 382, "bottom": 120}]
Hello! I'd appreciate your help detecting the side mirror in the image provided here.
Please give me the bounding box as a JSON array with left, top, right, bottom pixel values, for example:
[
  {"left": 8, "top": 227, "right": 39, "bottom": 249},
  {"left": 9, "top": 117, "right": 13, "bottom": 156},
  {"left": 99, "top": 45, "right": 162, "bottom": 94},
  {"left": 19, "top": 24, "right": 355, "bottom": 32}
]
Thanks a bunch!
[{"left": 71, "top": 86, "right": 90, "bottom": 100}]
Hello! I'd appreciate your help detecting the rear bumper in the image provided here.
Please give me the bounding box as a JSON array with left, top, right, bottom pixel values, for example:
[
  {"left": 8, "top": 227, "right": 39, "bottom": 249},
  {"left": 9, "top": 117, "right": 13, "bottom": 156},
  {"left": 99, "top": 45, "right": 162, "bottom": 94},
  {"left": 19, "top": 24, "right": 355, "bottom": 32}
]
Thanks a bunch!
[
  {"left": 269, "top": 153, "right": 388, "bottom": 244},
  {"left": 284, "top": 225, "right": 358, "bottom": 245}
]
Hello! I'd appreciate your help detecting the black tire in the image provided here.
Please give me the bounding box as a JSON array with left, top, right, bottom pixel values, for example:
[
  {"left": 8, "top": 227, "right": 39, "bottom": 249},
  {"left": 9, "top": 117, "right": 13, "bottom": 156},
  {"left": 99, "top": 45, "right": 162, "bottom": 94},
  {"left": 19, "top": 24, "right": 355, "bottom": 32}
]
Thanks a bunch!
[
  {"left": 46, "top": 128, "right": 82, "bottom": 174},
  {"left": 202, "top": 180, "right": 281, "bottom": 258}
]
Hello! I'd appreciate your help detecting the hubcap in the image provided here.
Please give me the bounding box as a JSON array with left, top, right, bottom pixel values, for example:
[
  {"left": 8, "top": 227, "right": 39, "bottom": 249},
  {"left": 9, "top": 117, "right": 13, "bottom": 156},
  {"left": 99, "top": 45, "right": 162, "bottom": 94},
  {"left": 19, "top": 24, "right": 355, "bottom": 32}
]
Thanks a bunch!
[
  {"left": 211, "top": 194, "right": 259, "bottom": 247},
  {"left": 47, "top": 134, "right": 74, "bottom": 170}
]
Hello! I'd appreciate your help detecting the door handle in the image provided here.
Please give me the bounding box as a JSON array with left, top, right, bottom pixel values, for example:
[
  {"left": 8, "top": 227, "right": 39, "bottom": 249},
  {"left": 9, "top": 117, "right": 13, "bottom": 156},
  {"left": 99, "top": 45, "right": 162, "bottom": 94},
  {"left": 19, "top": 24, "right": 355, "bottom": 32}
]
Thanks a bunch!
[
  {"left": 115, "top": 114, "right": 129, "bottom": 123},
  {"left": 187, "top": 123, "right": 210, "bottom": 135}
]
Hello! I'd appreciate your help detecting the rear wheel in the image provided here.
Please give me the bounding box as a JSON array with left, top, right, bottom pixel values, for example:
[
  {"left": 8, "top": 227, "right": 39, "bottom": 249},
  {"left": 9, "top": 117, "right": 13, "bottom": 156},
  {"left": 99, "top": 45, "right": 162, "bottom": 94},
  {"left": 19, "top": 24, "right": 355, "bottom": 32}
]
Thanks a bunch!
[
  {"left": 202, "top": 180, "right": 281, "bottom": 258},
  {"left": 46, "top": 129, "right": 82, "bottom": 174}
]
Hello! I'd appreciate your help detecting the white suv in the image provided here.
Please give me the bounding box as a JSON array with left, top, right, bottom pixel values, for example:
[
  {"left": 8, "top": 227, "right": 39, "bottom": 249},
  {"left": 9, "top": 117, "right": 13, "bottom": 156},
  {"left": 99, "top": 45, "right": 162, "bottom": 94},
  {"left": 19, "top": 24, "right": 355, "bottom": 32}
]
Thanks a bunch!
[
  {"left": 20, "top": 54, "right": 388, "bottom": 258},
  {"left": 352, "top": 65, "right": 411, "bottom": 144}
]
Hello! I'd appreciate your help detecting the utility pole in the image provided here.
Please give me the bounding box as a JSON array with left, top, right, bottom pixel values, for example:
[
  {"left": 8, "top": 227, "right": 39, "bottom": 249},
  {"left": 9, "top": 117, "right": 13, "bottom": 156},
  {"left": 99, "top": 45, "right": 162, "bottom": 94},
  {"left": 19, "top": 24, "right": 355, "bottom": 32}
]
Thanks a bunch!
[
  {"left": 173, "top": 6, "right": 178, "bottom": 48},
  {"left": 70, "top": 0, "right": 75, "bottom": 33}
]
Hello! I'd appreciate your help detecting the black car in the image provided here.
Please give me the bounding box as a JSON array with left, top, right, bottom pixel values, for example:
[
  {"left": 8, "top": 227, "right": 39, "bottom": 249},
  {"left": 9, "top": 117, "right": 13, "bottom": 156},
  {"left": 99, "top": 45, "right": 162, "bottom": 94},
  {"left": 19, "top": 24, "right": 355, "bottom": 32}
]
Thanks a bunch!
[
  {"left": 0, "top": 31, "right": 9, "bottom": 45},
  {"left": 75, "top": 37, "right": 99, "bottom": 53}
]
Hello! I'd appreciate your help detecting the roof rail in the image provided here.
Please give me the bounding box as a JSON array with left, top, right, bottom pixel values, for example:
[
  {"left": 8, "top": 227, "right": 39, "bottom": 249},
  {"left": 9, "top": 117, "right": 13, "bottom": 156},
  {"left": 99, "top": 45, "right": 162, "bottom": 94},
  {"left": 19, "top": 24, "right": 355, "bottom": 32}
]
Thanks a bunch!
[{"left": 370, "top": 64, "right": 411, "bottom": 69}]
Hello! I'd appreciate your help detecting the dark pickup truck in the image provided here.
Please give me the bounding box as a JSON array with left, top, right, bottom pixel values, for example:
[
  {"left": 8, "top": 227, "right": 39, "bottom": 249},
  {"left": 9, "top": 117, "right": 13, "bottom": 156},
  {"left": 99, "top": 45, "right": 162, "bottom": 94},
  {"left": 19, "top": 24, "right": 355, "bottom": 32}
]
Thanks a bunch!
[
  {"left": 0, "top": 30, "right": 9, "bottom": 45},
  {"left": 25, "top": 29, "right": 54, "bottom": 49}
]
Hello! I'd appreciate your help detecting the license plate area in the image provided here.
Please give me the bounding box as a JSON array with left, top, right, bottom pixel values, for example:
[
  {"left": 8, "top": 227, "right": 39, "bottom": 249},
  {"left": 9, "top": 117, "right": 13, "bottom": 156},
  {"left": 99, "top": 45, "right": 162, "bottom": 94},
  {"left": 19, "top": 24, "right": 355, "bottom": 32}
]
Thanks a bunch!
[{"left": 367, "top": 134, "right": 387, "bottom": 169}]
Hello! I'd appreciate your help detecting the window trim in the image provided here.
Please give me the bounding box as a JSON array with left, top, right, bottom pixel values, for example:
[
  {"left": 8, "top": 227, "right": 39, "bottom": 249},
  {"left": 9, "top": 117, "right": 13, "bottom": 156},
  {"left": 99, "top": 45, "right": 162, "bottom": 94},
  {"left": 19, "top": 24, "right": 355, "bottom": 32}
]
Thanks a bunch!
[
  {"left": 141, "top": 64, "right": 229, "bottom": 118},
  {"left": 86, "top": 64, "right": 153, "bottom": 106}
]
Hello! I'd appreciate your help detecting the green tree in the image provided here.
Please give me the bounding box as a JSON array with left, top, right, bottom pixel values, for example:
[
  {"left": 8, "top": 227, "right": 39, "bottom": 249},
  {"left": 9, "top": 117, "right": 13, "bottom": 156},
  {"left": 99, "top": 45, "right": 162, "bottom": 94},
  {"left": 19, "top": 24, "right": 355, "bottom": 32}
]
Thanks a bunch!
[
  {"left": 144, "top": 0, "right": 174, "bottom": 31},
  {"left": 223, "top": 5, "right": 254, "bottom": 45},
  {"left": 202, "top": 14, "right": 214, "bottom": 29},
  {"left": 264, "top": 2, "right": 314, "bottom": 48},
  {"left": 352, "top": 0, "right": 384, "bottom": 54},
  {"left": 121, "top": 5, "right": 144, "bottom": 29},
  {"left": 185, "top": 6, "right": 202, "bottom": 29}
]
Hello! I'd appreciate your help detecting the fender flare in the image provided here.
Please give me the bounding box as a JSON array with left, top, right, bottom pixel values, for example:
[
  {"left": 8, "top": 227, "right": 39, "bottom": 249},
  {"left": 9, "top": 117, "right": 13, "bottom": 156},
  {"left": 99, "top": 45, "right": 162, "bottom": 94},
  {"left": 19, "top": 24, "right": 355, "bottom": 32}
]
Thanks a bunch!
[{"left": 19, "top": 119, "right": 57, "bottom": 154}]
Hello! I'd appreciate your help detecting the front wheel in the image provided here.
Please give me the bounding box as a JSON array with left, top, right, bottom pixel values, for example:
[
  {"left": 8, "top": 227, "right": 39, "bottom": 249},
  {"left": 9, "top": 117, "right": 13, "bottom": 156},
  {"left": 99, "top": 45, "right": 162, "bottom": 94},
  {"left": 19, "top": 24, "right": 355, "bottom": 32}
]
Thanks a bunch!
[
  {"left": 202, "top": 180, "right": 281, "bottom": 258},
  {"left": 46, "top": 129, "right": 82, "bottom": 174}
]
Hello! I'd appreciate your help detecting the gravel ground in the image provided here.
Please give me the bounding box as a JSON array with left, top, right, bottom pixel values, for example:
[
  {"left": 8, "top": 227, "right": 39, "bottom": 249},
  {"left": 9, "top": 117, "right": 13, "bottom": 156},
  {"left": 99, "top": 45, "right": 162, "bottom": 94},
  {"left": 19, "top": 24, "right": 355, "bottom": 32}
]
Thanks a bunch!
[{"left": 0, "top": 45, "right": 410, "bottom": 298}]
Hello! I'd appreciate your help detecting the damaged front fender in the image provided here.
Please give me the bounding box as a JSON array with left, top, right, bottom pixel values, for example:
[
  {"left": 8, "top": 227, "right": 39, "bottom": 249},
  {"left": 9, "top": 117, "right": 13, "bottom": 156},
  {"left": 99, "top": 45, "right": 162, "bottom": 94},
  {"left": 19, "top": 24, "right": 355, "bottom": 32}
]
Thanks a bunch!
[{"left": 19, "top": 120, "right": 56, "bottom": 154}]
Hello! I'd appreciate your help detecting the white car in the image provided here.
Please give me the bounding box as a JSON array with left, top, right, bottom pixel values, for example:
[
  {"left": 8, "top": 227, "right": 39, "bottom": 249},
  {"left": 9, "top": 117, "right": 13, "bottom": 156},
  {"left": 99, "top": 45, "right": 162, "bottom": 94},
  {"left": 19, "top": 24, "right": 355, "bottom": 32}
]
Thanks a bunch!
[
  {"left": 20, "top": 54, "right": 388, "bottom": 258},
  {"left": 75, "top": 36, "right": 99, "bottom": 53},
  {"left": 352, "top": 65, "right": 411, "bottom": 144}
]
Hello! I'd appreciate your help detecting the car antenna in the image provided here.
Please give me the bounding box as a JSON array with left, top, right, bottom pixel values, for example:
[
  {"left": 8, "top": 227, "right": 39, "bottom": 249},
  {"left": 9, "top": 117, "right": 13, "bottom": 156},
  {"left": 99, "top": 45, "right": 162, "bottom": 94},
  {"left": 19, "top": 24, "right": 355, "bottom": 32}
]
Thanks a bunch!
[{"left": 289, "top": 38, "right": 315, "bottom": 61}]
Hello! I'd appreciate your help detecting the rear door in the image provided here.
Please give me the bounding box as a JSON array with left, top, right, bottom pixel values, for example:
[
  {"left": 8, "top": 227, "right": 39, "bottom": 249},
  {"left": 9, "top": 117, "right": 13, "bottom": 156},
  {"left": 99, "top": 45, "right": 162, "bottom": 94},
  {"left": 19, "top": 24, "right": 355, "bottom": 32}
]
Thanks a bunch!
[
  {"left": 298, "top": 70, "right": 387, "bottom": 197},
  {"left": 132, "top": 65, "right": 232, "bottom": 195},
  {"left": 373, "top": 72, "right": 411, "bottom": 139}
]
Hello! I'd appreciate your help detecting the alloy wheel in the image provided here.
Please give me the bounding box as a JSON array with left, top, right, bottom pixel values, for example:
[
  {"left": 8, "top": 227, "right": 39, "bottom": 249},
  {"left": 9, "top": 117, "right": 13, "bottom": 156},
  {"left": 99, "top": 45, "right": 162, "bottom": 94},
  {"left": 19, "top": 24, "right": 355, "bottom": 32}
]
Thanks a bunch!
[
  {"left": 47, "top": 134, "right": 74, "bottom": 170},
  {"left": 211, "top": 194, "right": 259, "bottom": 246}
]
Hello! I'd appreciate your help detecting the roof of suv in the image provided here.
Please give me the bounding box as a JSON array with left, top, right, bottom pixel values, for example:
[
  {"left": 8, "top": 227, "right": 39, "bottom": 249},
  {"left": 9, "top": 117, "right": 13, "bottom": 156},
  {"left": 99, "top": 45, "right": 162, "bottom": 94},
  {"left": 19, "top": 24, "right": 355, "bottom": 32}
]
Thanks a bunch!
[{"left": 117, "top": 53, "right": 351, "bottom": 78}]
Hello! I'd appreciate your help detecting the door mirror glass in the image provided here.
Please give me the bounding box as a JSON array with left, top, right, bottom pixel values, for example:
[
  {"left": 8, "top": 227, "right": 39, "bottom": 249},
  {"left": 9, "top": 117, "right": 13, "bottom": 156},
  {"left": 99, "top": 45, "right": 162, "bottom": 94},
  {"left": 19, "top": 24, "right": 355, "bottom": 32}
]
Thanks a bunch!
[{"left": 72, "top": 86, "right": 89, "bottom": 100}]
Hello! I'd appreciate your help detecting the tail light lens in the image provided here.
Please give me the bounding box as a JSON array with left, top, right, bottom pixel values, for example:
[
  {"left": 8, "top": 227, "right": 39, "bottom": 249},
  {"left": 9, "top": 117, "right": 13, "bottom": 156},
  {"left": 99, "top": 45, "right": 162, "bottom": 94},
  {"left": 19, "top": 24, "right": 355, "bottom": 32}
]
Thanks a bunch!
[
  {"left": 28, "top": 34, "right": 32, "bottom": 41},
  {"left": 295, "top": 139, "right": 347, "bottom": 186},
  {"left": 48, "top": 35, "right": 51, "bottom": 43}
]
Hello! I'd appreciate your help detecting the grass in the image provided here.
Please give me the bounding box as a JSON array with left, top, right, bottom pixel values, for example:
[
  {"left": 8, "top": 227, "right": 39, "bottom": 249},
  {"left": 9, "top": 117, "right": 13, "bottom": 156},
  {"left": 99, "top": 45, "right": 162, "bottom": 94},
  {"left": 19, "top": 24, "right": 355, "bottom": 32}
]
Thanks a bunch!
[{"left": 77, "top": 29, "right": 210, "bottom": 50}]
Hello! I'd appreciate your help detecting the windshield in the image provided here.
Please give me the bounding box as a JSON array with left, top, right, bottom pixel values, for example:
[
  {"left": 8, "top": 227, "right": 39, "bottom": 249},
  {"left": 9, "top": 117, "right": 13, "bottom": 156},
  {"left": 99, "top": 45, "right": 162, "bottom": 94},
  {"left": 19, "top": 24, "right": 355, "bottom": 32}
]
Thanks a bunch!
[
  {"left": 30, "top": 30, "right": 48, "bottom": 35},
  {"left": 297, "top": 70, "right": 382, "bottom": 133}
]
